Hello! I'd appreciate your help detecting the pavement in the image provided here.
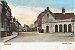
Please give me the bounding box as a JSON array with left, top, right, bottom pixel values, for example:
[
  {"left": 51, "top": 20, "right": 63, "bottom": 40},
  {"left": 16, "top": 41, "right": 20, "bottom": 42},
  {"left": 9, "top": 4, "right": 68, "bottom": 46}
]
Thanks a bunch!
[{"left": 1, "top": 32, "right": 18, "bottom": 42}]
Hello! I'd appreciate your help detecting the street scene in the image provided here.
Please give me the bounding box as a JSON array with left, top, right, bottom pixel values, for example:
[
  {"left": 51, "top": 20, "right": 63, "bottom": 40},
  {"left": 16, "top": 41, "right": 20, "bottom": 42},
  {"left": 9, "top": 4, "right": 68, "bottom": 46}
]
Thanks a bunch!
[{"left": 0, "top": 0, "right": 75, "bottom": 42}]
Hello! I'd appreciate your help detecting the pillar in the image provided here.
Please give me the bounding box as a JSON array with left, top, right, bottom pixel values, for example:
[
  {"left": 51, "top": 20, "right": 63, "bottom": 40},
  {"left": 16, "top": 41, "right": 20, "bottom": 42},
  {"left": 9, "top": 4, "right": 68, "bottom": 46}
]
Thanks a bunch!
[
  {"left": 62, "top": 24, "right": 64, "bottom": 32},
  {"left": 58, "top": 24, "right": 59, "bottom": 32},
  {"left": 67, "top": 24, "right": 68, "bottom": 32},
  {"left": 74, "top": 22, "right": 75, "bottom": 34}
]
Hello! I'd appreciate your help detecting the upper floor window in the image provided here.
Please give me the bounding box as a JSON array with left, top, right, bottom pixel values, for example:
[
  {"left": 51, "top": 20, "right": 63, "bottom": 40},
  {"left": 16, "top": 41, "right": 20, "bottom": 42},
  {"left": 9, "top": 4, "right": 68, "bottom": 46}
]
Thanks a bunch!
[{"left": 47, "top": 14, "right": 49, "bottom": 18}]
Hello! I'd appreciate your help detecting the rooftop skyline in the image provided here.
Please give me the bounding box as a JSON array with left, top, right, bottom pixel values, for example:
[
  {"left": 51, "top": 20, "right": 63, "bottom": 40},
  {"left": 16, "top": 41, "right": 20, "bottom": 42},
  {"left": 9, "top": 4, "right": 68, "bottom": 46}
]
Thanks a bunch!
[{"left": 6, "top": 0, "right": 74, "bottom": 26}]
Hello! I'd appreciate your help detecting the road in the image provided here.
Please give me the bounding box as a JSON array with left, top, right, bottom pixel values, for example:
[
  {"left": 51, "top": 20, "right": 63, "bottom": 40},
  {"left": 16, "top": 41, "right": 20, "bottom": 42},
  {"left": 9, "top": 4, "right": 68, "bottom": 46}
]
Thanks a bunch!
[{"left": 7, "top": 32, "right": 75, "bottom": 42}]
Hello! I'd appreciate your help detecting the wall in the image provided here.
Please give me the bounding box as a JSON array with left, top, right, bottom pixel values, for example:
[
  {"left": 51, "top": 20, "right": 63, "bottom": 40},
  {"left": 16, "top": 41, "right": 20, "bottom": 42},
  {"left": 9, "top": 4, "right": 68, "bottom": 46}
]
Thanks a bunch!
[{"left": 42, "top": 19, "right": 74, "bottom": 33}]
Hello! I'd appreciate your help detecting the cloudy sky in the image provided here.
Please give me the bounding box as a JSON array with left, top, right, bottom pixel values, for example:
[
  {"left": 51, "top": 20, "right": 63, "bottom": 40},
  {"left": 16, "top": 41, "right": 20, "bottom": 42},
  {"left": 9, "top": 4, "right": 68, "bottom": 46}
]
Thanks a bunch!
[{"left": 6, "top": 0, "right": 74, "bottom": 26}]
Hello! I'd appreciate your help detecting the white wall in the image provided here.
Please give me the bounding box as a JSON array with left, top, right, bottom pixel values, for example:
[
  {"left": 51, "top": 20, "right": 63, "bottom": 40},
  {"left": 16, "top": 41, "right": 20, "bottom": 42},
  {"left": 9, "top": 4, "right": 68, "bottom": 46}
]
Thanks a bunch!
[
  {"left": 42, "top": 11, "right": 55, "bottom": 33},
  {"left": 42, "top": 12, "right": 55, "bottom": 23},
  {"left": 42, "top": 19, "right": 74, "bottom": 33}
]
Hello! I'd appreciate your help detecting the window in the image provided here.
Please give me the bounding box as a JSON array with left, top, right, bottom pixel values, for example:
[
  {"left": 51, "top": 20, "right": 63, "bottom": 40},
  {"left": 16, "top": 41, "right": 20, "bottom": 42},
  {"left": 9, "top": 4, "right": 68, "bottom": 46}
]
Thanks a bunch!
[{"left": 47, "top": 14, "right": 49, "bottom": 18}]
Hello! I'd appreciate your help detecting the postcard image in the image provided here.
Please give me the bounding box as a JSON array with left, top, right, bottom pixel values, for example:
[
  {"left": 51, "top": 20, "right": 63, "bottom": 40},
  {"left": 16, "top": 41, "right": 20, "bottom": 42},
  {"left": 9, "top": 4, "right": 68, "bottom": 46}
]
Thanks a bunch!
[{"left": 0, "top": 0, "right": 75, "bottom": 50}]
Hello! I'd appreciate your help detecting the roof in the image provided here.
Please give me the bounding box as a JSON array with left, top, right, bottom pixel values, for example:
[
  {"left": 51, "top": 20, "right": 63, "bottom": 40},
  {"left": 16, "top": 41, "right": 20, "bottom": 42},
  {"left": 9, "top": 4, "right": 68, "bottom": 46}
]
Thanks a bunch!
[
  {"left": 38, "top": 10, "right": 55, "bottom": 17},
  {"left": 34, "top": 20, "right": 37, "bottom": 24},
  {"left": 54, "top": 13, "right": 74, "bottom": 20},
  {"left": 38, "top": 9, "right": 74, "bottom": 20}
]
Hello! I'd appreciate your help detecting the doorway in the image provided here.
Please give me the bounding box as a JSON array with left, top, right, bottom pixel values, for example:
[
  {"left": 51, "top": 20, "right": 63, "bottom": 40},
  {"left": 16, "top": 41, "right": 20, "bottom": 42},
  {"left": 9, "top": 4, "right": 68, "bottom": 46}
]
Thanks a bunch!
[{"left": 46, "top": 26, "right": 49, "bottom": 33}]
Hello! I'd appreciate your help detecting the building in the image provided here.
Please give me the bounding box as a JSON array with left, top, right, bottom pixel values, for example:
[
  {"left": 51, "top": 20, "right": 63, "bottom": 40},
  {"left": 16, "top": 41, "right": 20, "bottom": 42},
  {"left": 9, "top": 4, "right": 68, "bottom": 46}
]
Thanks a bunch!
[
  {"left": 0, "top": 0, "right": 23, "bottom": 37},
  {"left": 1, "top": 0, "right": 13, "bottom": 37},
  {"left": 0, "top": 0, "right": 3, "bottom": 37},
  {"left": 11, "top": 17, "right": 22, "bottom": 32},
  {"left": 19, "top": 25, "right": 23, "bottom": 32},
  {"left": 23, "top": 24, "right": 31, "bottom": 32},
  {"left": 37, "top": 7, "right": 75, "bottom": 34},
  {"left": 15, "top": 19, "right": 21, "bottom": 32}
]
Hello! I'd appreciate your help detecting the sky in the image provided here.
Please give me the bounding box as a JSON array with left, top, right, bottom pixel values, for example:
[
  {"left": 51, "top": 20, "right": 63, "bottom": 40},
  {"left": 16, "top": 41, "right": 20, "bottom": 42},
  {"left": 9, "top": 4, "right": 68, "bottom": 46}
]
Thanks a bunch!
[{"left": 5, "top": 0, "right": 74, "bottom": 26}]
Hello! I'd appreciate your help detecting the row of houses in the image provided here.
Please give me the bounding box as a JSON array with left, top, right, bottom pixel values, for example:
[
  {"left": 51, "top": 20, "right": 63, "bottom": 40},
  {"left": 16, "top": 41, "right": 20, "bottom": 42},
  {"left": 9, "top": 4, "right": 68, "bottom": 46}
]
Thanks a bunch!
[
  {"left": 23, "top": 24, "right": 31, "bottom": 32},
  {"left": 0, "top": 0, "right": 23, "bottom": 37},
  {"left": 34, "top": 7, "right": 75, "bottom": 34}
]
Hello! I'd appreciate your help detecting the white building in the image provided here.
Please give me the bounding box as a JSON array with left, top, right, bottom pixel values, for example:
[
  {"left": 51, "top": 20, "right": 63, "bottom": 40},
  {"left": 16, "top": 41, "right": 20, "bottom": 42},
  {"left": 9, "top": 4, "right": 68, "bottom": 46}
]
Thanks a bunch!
[
  {"left": 37, "top": 7, "right": 75, "bottom": 34},
  {"left": 23, "top": 24, "right": 30, "bottom": 32}
]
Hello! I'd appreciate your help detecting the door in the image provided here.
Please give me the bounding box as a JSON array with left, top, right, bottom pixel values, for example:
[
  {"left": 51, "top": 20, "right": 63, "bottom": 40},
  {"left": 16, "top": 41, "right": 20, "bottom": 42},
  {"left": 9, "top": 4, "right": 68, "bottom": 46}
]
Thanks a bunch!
[
  {"left": 55, "top": 25, "right": 58, "bottom": 32},
  {"left": 46, "top": 26, "right": 49, "bottom": 33}
]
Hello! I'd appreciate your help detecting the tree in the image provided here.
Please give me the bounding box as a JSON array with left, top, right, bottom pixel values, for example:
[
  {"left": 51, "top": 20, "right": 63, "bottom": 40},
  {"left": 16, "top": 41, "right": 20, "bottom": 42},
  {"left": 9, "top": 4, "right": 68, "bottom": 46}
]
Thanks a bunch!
[{"left": 30, "top": 24, "right": 35, "bottom": 31}]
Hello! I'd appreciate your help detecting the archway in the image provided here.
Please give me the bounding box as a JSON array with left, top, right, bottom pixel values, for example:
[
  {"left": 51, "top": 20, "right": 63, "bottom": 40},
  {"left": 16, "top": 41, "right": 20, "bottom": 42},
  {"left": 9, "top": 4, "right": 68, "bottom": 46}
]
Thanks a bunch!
[
  {"left": 55, "top": 25, "right": 58, "bottom": 32},
  {"left": 46, "top": 26, "right": 49, "bottom": 33},
  {"left": 59, "top": 24, "right": 62, "bottom": 32},
  {"left": 64, "top": 24, "right": 67, "bottom": 32},
  {"left": 68, "top": 24, "right": 71, "bottom": 32}
]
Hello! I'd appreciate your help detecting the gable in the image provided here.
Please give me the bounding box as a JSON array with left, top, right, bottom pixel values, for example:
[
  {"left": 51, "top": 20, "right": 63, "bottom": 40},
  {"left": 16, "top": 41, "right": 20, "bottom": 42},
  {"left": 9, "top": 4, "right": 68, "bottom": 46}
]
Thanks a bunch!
[
  {"left": 45, "top": 12, "right": 55, "bottom": 20},
  {"left": 42, "top": 11, "right": 55, "bottom": 22}
]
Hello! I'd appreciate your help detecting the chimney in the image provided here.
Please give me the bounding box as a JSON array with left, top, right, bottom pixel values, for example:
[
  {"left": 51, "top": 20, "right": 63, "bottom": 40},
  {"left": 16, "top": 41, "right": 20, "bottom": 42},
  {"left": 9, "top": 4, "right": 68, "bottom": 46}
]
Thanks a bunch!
[
  {"left": 47, "top": 7, "right": 49, "bottom": 10},
  {"left": 44, "top": 9, "right": 46, "bottom": 11},
  {"left": 62, "top": 8, "right": 65, "bottom": 14}
]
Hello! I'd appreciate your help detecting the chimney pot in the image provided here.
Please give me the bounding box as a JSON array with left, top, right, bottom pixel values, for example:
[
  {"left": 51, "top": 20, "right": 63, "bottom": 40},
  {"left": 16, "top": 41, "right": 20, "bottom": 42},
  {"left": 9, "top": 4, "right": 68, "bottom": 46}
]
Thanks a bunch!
[
  {"left": 62, "top": 8, "right": 65, "bottom": 14},
  {"left": 47, "top": 7, "right": 49, "bottom": 10}
]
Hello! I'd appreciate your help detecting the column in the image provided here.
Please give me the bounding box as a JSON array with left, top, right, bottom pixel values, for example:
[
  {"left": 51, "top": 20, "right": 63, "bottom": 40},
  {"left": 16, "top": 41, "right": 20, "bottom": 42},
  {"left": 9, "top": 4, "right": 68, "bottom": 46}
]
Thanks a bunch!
[
  {"left": 58, "top": 24, "right": 59, "bottom": 32},
  {"left": 67, "top": 24, "right": 68, "bottom": 33},
  {"left": 72, "top": 22, "right": 74, "bottom": 34},
  {"left": 71, "top": 24, "right": 73, "bottom": 33},
  {"left": 62, "top": 24, "right": 64, "bottom": 33},
  {"left": 74, "top": 22, "right": 75, "bottom": 34}
]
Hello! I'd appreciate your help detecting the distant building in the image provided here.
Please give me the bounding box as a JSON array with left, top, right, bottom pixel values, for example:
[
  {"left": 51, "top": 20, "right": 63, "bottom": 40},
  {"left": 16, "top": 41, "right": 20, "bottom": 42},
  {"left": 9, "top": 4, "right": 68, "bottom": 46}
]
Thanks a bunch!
[
  {"left": 19, "top": 25, "right": 23, "bottom": 32},
  {"left": 23, "top": 24, "right": 31, "bottom": 32},
  {"left": 16, "top": 20, "right": 22, "bottom": 32},
  {"left": 11, "top": 17, "right": 22, "bottom": 32},
  {"left": 37, "top": 7, "right": 75, "bottom": 34}
]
